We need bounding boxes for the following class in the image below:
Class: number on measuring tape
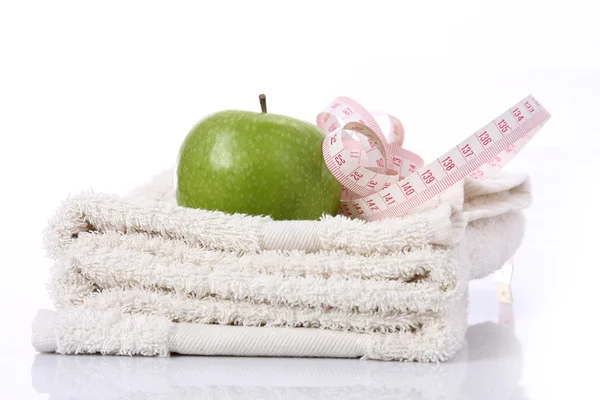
[441,156,455,171]
[401,182,415,197]
[319,94,551,221]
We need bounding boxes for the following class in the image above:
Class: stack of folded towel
[31,169,531,362]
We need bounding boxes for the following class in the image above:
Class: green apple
[175,95,342,220]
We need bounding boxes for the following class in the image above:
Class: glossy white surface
[28,320,521,399]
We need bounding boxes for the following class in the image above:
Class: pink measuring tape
[318,95,551,221]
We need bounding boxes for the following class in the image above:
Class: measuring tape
[318,95,551,221]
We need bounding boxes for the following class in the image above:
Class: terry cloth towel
[31,169,531,362]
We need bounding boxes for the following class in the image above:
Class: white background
[0,0,598,399]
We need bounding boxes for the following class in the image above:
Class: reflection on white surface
[31,320,524,400]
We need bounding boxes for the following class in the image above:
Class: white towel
[32,169,531,362]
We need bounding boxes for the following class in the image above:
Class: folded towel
[32,169,531,361]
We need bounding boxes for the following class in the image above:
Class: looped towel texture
[32,169,531,361]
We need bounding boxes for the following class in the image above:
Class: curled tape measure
[318,95,551,221]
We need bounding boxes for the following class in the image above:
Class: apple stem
[259,94,267,113]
